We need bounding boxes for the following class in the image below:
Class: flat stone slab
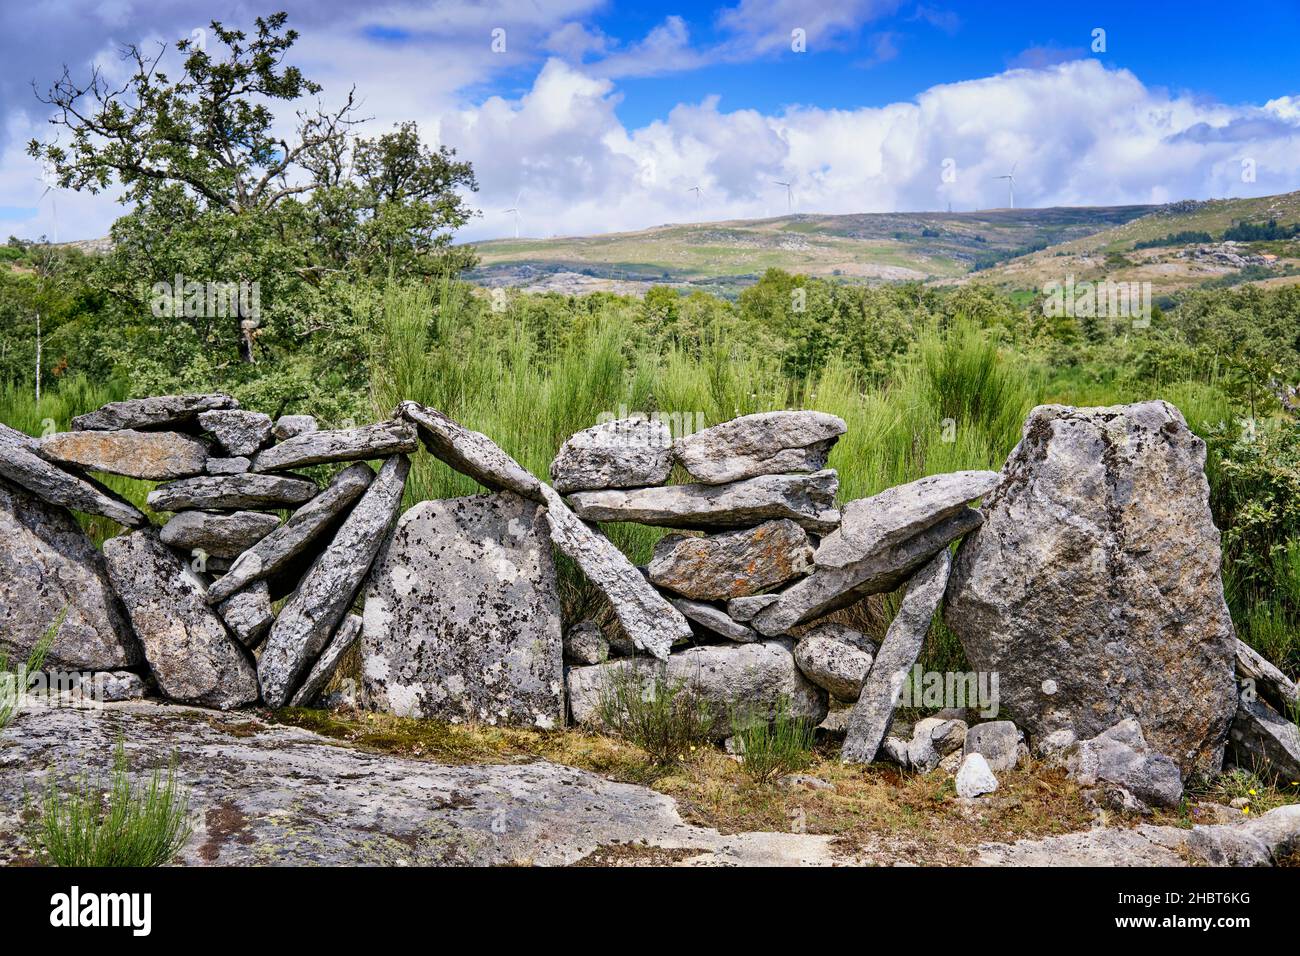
[39,429,209,480]
[72,393,238,431]
[148,474,318,512]
[0,477,140,670]
[258,456,409,707]
[205,462,374,605]
[647,519,813,600]
[253,419,418,472]
[674,411,847,485]
[362,493,564,727]
[102,530,258,710]
[160,510,281,559]
[566,470,841,533]
[550,417,674,493]
[666,595,757,643]
[199,409,273,457]
[0,700,847,866]
[0,423,145,527]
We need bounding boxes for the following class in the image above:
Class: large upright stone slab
[362,493,564,727]
[102,530,258,709]
[0,478,139,669]
[0,423,145,527]
[252,419,417,472]
[258,455,409,707]
[72,393,237,431]
[39,429,209,480]
[945,401,1238,775]
[674,411,847,484]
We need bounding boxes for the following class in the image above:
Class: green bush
[731,696,817,785]
[594,665,715,766]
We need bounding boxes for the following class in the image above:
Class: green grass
[0,611,59,729]
[39,738,192,867]
[594,665,716,767]
[731,695,817,785]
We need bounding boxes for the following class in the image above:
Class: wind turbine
[502,190,521,239]
[773,180,793,213]
[688,184,702,216]
[993,162,1017,210]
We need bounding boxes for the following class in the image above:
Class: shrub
[594,664,715,765]
[731,696,817,785]
[40,739,192,867]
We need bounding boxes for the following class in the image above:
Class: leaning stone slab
[39,429,209,480]
[396,401,544,502]
[148,473,318,512]
[567,638,827,739]
[159,510,280,559]
[258,455,409,708]
[667,596,757,644]
[290,614,362,707]
[567,470,841,533]
[72,393,237,431]
[1230,694,1300,781]
[0,423,145,527]
[102,530,258,709]
[753,508,980,636]
[361,493,564,727]
[0,478,140,669]
[217,580,274,649]
[647,519,813,600]
[253,419,418,472]
[1235,640,1299,713]
[841,549,951,764]
[539,484,691,661]
[205,463,374,605]
[674,411,847,484]
[550,417,673,494]
[198,409,273,457]
[945,401,1238,776]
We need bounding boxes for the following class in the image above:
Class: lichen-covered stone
[198,409,273,457]
[72,393,237,431]
[272,414,317,441]
[290,614,362,707]
[550,417,674,494]
[148,473,318,512]
[647,519,813,600]
[0,424,145,527]
[727,593,780,622]
[563,621,609,665]
[792,623,876,701]
[362,493,564,727]
[945,401,1238,775]
[102,530,258,709]
[253,419,418,472]
[159,510,281,559]
[206,456,251,475]
[39,429,209,480]
[666,595,757,643]
[674,411,847,484]
[396,401,544,501]
[1230,693,1300,781]
[0,477,140,669]
[216,580,274,648]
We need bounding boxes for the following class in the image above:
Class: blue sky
[1,0,1297,241]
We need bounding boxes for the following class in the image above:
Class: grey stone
[907,717,967,772]
[956,753,999,798]
[550,416,673,493]
[647,519,813,600]
[793,624,876,700]
[0,478,139,669]
[567,639,827,739]
[90,671,150,702]
[841,549,952,763]
[148,473,318,512]
[1235,639,1299,713]
[1065,719,1184,810]
[963,720,1025,772]
[206,456,251,475]
[567,469,841,534]
[272,415,317,441]
[361,493,564,728]
[205,463,374,605]
[39,429,208,480]
[258,455,408,708]
[72,393,237,431]
[396,401,544,501]
[728,593,780,622]
[1230,693,1300,781]
[198,409,273,457]
[0,423,145,527]
[539,483,691,661]
[1035,729,1078,764]
[667,596,757,643]
[290,614,362,707]
[674,411,847,484]
[253,419,418,472]
[564,621,609,665]
[753,508,980,636]
[946,401,1238,776]
[101,530,258,709]
[217,580,274,648]
[159,510,281,559]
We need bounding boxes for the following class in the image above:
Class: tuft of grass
[39,739,193,867]
[0,610,61,729]
[730,695,817,785]
[594,664,715,766]
[1198,767,1300,817]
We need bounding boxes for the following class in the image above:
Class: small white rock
[955,752,999,798]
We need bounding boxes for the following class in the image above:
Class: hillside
[466,205,1153,296]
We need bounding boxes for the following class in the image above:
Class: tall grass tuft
[40,739,192,867]
[594,664,715,766]
[730,695,817,785]
[0,610,60,729]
